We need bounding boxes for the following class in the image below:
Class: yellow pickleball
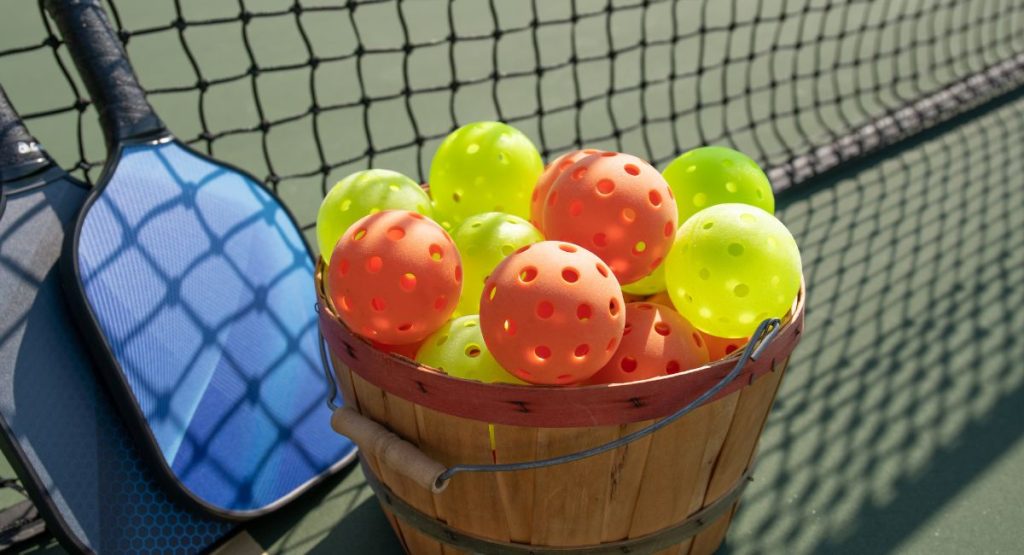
[662,146,774,223]
[450,212,543,316]
[621,261,666,296]
[316,169,432,262]
[665,203,801,337]
[416,316,526,384]
[429,121,543,226]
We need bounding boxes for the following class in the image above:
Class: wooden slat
[414,406,511,545]
[529,426,619,547]
[688,359,789,555]
[600,421,653,542]
[627,400,714,540]
[492,424,539,544]
[331,354,359,410]
[349,373,444,555]
[675,393,740,554]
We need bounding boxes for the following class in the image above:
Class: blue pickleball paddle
[45,0,355,519]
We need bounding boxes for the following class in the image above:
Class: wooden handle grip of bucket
[332,407,449,493]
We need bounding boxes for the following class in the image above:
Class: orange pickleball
[588,302,709,384]
[530,148,601,232]
[328,210,462,345]
[543,152,678,285]
[479,241,626,385]
[698,331,748,362]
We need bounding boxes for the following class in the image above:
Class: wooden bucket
[315,261,805,554]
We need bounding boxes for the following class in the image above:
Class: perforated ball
[328,210,462,345]
[543,152,678,285]
[416,316,527,384]
[662,146,774,223]
[588,302,709,384]
[621,260,666,296]
[530,149,601,232]
[697,331,748,362]
[451,212,544,317]
[372,339,424,360]
[429,121,543,226]
[479,241,626,385]
[646,290,674,308]
[665,203,801,338]
[317,169,432,263]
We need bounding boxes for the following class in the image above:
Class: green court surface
[2,0,1023,553]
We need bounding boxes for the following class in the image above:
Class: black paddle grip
[44,0,165,149]
[0,86,51,182]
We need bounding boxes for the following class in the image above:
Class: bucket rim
[316,258,805,427]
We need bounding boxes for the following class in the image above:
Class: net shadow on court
[725,88,1024,554]
[1,0,1023,553]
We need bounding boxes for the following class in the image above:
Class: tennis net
[2,0,1024,238]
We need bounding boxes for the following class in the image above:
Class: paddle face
[70,139,355,516]
[0,168,233,553]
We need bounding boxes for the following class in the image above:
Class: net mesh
[3,0,1024,241]
[3,2,1024,552]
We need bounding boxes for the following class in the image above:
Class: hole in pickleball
[366,256,383,273]
[649,190,662,206]
[399,273,417,291]
[429,244,444,260]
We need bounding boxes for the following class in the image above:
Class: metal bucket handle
[320,316,782,493]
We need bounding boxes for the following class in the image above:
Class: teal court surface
[2,1,1023,553]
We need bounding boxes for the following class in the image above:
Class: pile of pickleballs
[318,121,801,386]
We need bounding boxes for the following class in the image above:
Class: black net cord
[1,0,1022,233]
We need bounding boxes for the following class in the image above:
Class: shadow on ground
[724,90,1024,554]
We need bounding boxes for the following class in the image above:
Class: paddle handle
[0,86,50,182]
[45,0,165,149]
[331,407,450,493]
